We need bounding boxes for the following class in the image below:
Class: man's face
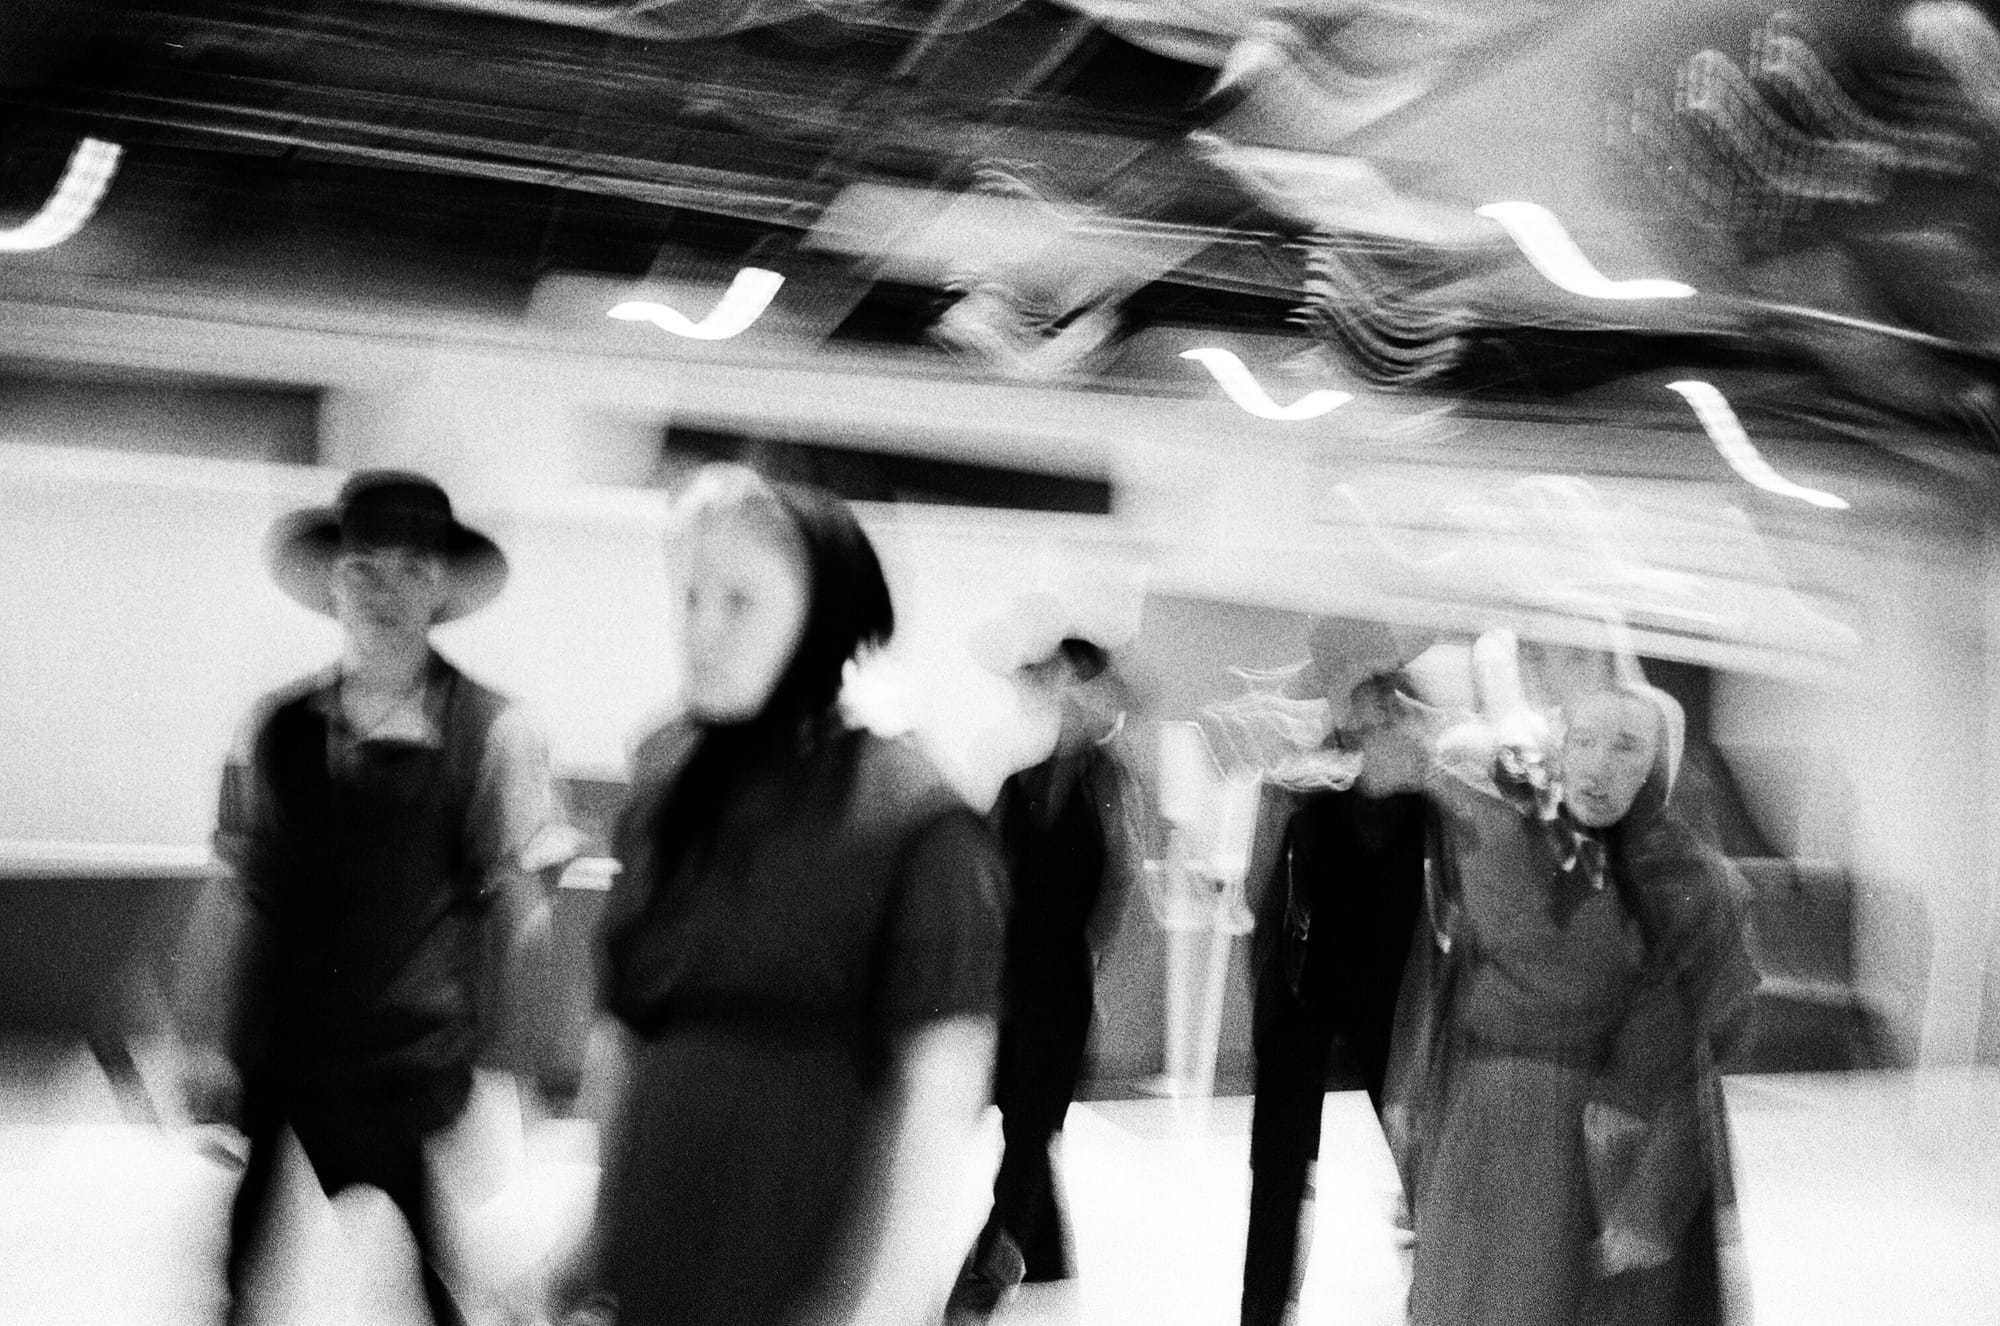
[1320,647,1417,733]
[331,544,448,646]
[1021,656,1121,755]
[1342,679,1432,796]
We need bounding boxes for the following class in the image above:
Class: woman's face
[1561,691,1660,828]
[678,511,809,723]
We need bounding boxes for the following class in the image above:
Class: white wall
[4,277,1998,1070]
[0,443,1152,844]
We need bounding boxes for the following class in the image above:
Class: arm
[1241,782,1300,989]
[1635,833,1760,1059]
[1594,832,1761,1270]
[547,723,702,1322]
[1084,748,1148,961]
[816,805,1006,1326]
[466,702,584,1079]
[172,714,283,1123]
[828,1016,998,1326]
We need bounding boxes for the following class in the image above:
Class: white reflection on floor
[1,1041,1996,1326]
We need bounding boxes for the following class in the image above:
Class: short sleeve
[468,701,581,881]
[873,808,1007,1031]
[212,700,294,907]
[181,701,293,1056]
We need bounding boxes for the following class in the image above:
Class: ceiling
[3,0,2000,460]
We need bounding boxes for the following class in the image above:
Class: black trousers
[1242,987,1397,1326]
[226,1089,466,1326]
[978,994,1094,1282]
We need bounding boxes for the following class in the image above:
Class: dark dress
[1397,771,1645,1326]
[1579,817,1758,1326]
[1389,770,1757,1326]
[597,724,1006,1326]
[1240,787,1428,1326]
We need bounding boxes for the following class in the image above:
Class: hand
[1596,1224,1673,1277]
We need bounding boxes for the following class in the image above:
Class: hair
[646,464,896,886]
[1024,635,1109,683]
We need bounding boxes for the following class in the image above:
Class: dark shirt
[186,656,567,1113]
[1258,787,1428,1031]
[992,744,1131,1013]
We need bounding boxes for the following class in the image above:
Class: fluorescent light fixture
[0,137,122,253]
[1180,348,1353,422]
[607,266,785,340]
[1666,380,1850,509]
[1476,201,1696,300]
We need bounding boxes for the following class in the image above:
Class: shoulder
[231,668,337,761]
[840,730,978,845]
[1617,813,1747,928]
[1621,813,1732,890]
[1285,788,1348,837]
[850,729,962,812]
[469,692,553,769]
[432,657,513,727]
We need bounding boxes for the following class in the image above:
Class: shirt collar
[306,659,447,749]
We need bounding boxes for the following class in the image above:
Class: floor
[0,1039,1995,1325]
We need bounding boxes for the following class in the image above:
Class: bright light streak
[1666,380,1850,509]
[1476,201,1696,300]
[1180,348,1353,421]
[607,267,785,340]
[0,138,123,253]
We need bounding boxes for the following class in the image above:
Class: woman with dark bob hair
[563,465,1007,1326]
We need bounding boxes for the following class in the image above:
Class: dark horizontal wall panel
[665,423,1114,514]
[0,369,321,466]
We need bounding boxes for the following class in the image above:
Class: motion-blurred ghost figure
[947,634,1143,1321]
[1390,672,1757,1326]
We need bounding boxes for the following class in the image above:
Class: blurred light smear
[1667,379,1851,510]
[606,267,785,340]
[0,138,122,253]
[1179,348,1352,421]
[1476,201,1697,301]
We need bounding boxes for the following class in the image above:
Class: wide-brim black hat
[265,469,508,622]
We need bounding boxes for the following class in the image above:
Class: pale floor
[0,1040,1995,1325]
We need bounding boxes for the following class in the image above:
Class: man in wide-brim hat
[176,470,575,1326]
[948,620,1146,1322]
[1238,614,1445,1326]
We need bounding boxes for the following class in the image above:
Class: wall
[5,276,1998,1078]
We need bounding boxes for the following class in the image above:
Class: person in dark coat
[1239,662,1437,1326]
[568,464,1006,1326]
[176,471,573,1326]
[947,635,1141,1320]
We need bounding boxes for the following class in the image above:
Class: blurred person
[175,470,573,1326]
[1239,658,1438,1326]
[1388,672,1758,1326]
[568,465,1005,1326]
[946,635,1143,1321]
[1569,687,1761,1326]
